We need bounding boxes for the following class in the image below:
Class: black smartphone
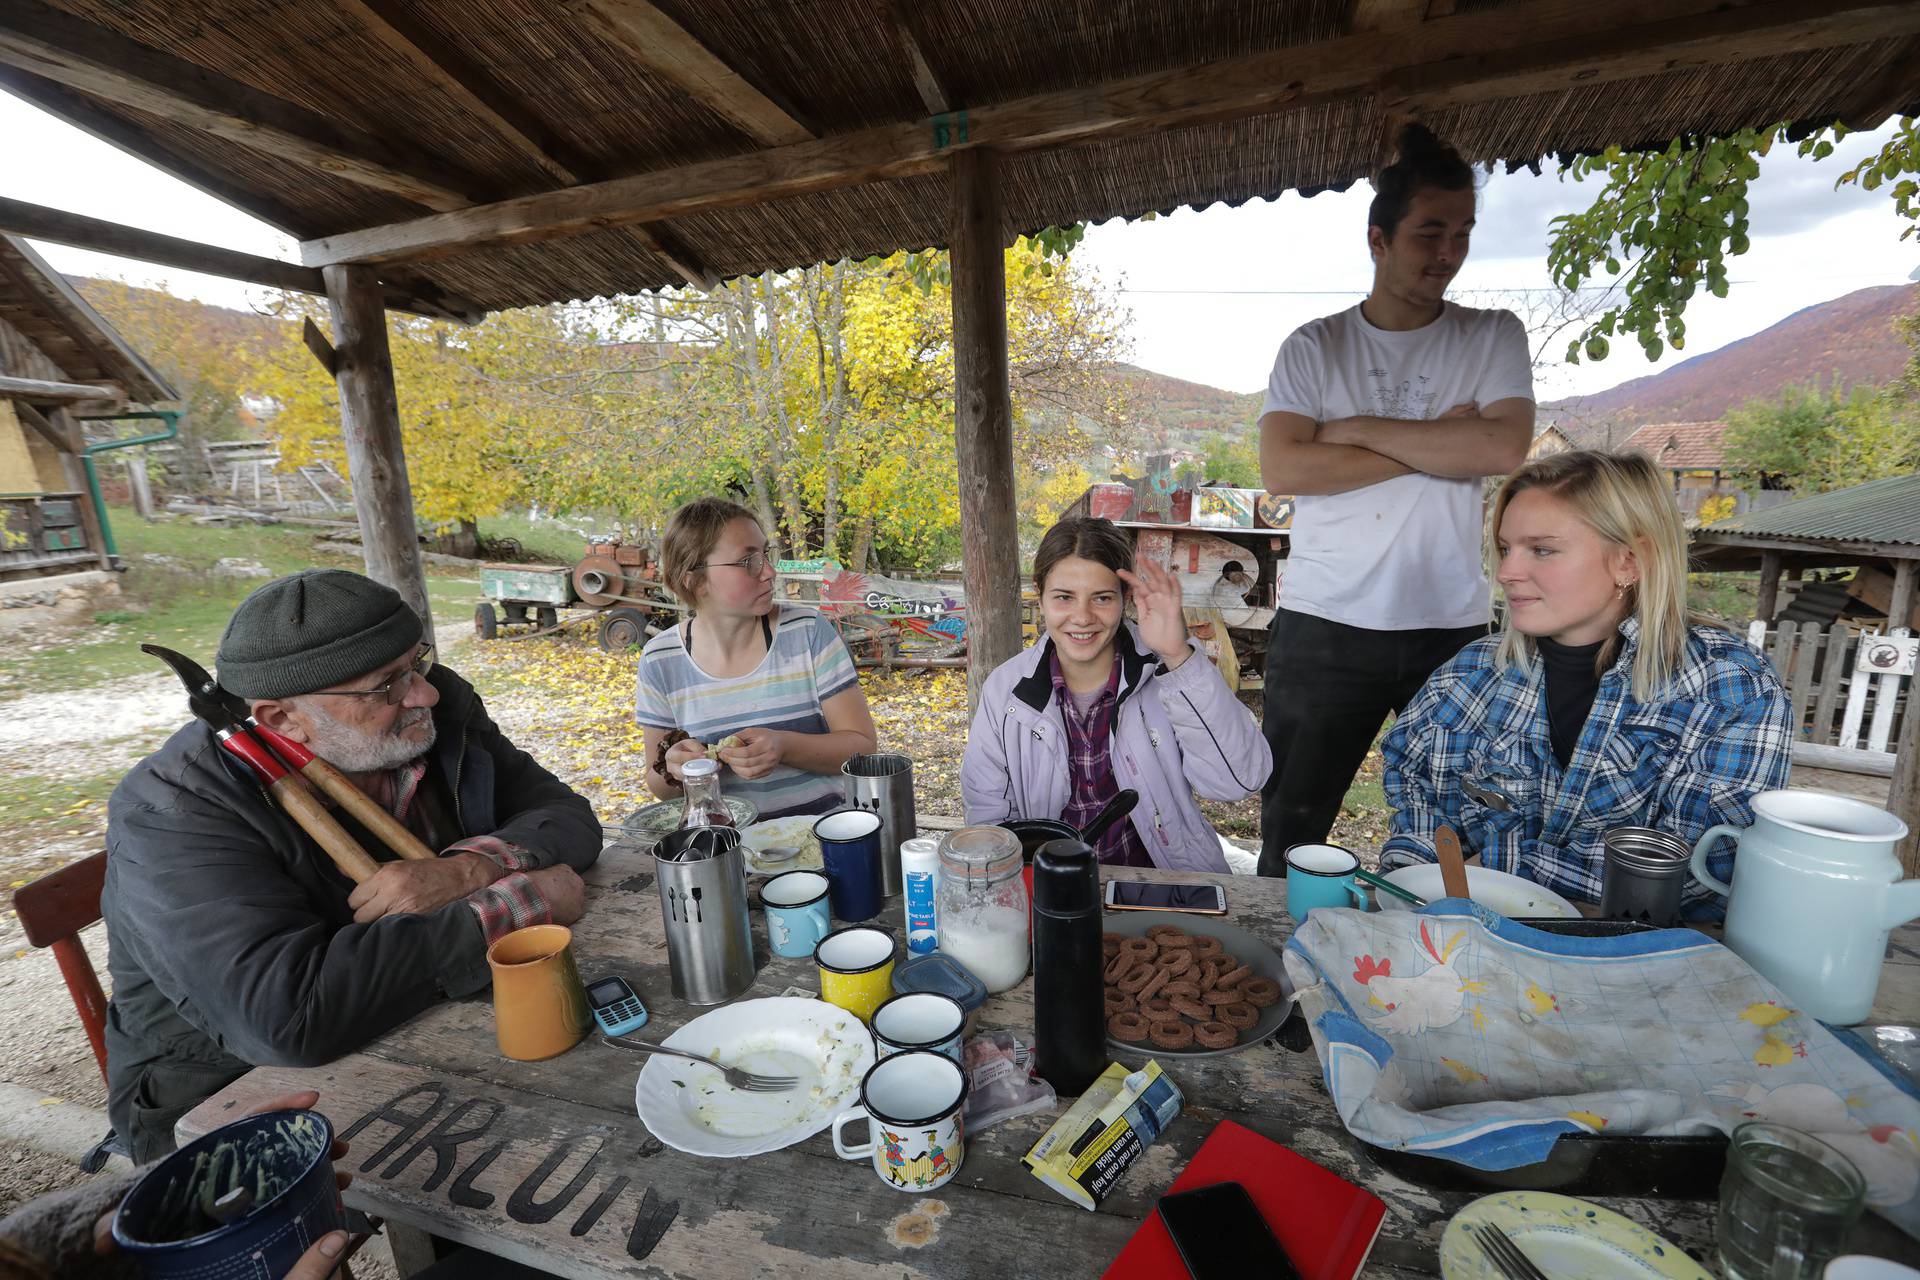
[1103,879,1228,915]
[1158,1181,1298,1280]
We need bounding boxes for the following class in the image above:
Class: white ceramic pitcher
[1692,789,1919,1025]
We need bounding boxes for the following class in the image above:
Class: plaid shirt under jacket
[1381,618,1793,917]
[387,760,550,943]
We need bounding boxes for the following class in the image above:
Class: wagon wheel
[599,606,652,653]
[536,606,560,630]
[474,602,499,640]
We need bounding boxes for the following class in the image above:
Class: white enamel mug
[830,1050,967,1193]
[870,992,966,1064]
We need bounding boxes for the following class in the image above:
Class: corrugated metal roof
[1703,473,1920,547]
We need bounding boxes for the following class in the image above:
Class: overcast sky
[3,88,1914,405]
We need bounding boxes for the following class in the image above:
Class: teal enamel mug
[1286,843,1368,922]
[761,870,832,959]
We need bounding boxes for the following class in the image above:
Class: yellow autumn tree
[247,296,616,551]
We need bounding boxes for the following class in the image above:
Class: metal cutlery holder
[842,752,915,897]
[653,826,756,1005]
[1600,827,1692,927]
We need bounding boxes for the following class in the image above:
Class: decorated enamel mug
[831,1049,968,1193]
[870,991,966,1064]
[761,870,832,960]
[814,925,896,1024]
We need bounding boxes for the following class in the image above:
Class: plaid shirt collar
[1047,652,1147,864]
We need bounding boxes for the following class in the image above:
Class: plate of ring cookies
[1101,912,1294,1057]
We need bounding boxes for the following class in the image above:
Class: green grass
[1689,572,1757,628]
[0,771,120,830]
[0,505,487,695]
[473,512,598,565]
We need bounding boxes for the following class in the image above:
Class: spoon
[207,1186,253,1225]
[754,844,800,865]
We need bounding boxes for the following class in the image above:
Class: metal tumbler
[842,753,916,897]
[1600,827,1692,926]
[652,826,756,1005]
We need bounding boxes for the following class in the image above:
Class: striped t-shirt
[634,606,860,819]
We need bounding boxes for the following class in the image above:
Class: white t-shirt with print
[1261,301,1533,631]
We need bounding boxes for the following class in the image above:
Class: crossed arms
[1259,397,1535,496]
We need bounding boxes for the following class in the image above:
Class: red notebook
[1101,1120,1386,1280]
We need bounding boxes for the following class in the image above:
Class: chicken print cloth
[1282,902,1920,1240]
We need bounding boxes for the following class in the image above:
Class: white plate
[741,815,824,872]
[1378,864,1580,919]
[633,998,874,1158]
[1440,1191,1710,1280]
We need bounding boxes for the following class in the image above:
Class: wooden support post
[949,148,1020,708]
[322,264,434,646]
[1888,559,1917,636]
[1755,550,1782,625]
[124,454,153,518]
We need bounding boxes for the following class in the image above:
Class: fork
[1473,1225,1550,1280]
[602,1036,800,1092]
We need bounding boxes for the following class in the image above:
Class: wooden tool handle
[250,723,436,862]
[1435,824,1470,901]
[301,755,438,862]
[269,776,381,883]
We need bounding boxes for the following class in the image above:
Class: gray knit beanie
[217,569,423,699]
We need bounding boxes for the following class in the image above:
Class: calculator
[587,975,649,1036]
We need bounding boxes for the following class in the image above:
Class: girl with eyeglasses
[637,497,878,819]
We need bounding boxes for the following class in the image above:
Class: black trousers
[1257,608,1487,876]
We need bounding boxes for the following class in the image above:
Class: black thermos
[1032,837,1106,1095]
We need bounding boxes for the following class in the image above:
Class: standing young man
[1256,125,1535,875]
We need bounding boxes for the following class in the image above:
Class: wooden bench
[1747,621,1915,777]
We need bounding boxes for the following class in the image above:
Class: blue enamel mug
[761,869,832,959]
[1285,843,1368,922]
[816,808,885,922]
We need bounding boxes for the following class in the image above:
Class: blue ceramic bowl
[111,1108,342,1280]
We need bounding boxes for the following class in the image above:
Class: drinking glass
[1717,1122,1866,1280]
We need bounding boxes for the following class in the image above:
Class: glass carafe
[679,757,733,828]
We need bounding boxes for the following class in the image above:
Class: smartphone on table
[1103,879,1227,915]
[1158,1181,1298,1280]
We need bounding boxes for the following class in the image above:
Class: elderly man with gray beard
[101,569,600,1161]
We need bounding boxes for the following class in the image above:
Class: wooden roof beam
[888,2,954,115]
[1349,0,1434,34]
[301,0,1920,268]
[0,0,488,211]
[575,0,815,147]
[0,374,123,405]
[0,196,484,324]
[337,0,716,291]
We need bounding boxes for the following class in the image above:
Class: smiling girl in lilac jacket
[960,517,1271,873]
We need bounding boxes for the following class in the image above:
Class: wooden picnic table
[179,843,1920,1278]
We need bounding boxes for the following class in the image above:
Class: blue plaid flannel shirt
[1381,619,1793,918]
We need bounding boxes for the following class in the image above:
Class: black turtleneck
[1538,634,1608,768]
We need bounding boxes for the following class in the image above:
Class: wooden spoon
[1435,824,1471,901]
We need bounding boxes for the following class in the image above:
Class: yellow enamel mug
[815,925,896,1024]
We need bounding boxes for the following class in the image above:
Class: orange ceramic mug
[487,924,590,1061]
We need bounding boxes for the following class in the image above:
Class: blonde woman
[637,497,876,818]
[1381,450,1792,916]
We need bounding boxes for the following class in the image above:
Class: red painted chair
[12,851,128,1170]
